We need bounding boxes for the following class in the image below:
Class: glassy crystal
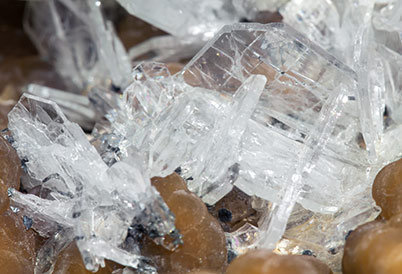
[24,84,97,131]
[106,72,266,204]
[181,22,371,247]
[7,94,177,272]
[117,0,254,40]
[226,222,259,255]
[280,0,402,161]
[128,35,204,63]
[24,0,131,91]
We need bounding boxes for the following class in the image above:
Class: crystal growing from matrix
[7,94,178,272]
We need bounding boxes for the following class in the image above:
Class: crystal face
[180,22,373,247]
[7,94,178,272]
[3,0,402,272]
[25,0,131,91]
[116,0,256,40]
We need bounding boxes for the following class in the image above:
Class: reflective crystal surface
[117,0,256,40]
[181,22,372,248]
[4,0,402,272]
[7,94,178,272]
[25,0,131,91]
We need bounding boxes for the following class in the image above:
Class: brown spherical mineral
[343,217,402,274]
[0,135,21,213]
[226,249,332,274]
[53,243,119,274]
[151,173,188,201]
[146,173,227,273]
[372,158,402,219]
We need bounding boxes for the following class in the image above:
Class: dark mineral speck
[218,208,233,223]
[22,215,32,230]
[302,249,313,256]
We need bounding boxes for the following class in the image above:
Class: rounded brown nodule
[342,217,402,274]
[53,243,120,274]
[372,158,402,220]
[151,172,188,201]
[226,249,332,274]
[147,173,227,273]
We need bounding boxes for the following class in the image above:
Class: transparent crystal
[117,0,255,41]
[7,94,177,271]
[24,0,131,91]
[181,22,370,247]
[280,0,347,60]
[24,84,97,131]
[280,0,402,161]
[226,223,259,255]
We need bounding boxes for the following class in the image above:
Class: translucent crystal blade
[116,0,248,40]
[181,22,368,246]
[7,94,177,271]
[25,0,131,91]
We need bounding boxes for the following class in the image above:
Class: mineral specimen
[3,0,402,272]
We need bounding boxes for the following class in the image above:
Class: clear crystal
[7,94,177,271]
[117,0,255,40]
[180,22,372,247]
[24,0,131,91]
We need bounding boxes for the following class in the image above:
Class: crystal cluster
[2,0,401,273]
[8,94,178,272]
[25,0,131,91]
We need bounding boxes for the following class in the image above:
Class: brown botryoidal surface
[226,249,332,274]
[342,215,402,274]
[146,173,227,274]
[372,158,402,220]
[343,158,402,274]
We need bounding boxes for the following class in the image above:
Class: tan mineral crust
[226,249,332,274]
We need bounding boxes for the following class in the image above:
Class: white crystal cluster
[8,94,178,272]
[24,0,131,92]
[6,0,401,272]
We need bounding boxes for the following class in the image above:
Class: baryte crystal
[93,61,267,204]
[226,222,260,255]
[127,35,205,63]
[7,94,178,272]
[280,0,402,160]
[117,0,256,41]
[115,74,266,204]
[24,84,97,131]
[24,0,131,92]
[181,22,372,248]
